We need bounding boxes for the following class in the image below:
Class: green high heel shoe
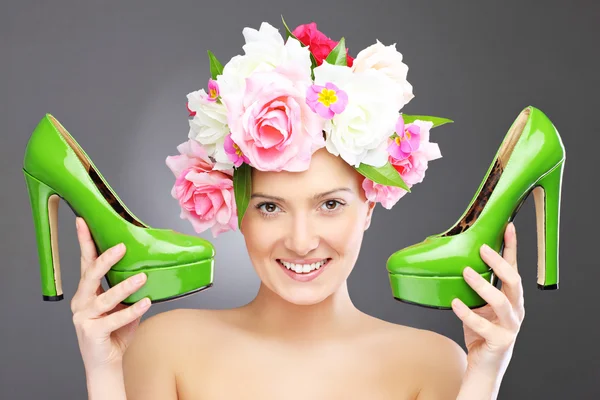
[387,105,566,309]
[23,114,215,304]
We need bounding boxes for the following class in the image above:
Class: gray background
[1,0,598,398]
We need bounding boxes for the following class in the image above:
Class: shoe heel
[23,170,64,301]
[532,161,565,290]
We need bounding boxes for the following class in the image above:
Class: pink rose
[165,138,214,177]
[166,139,237,237]
[362,120,442,209]
[292,22,354,67]
[223,63,325,172]
[362,178,410,210]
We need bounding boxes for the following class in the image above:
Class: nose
[284,214,320,256]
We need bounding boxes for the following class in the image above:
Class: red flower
[292,22,354,67]
[186,102,196,117]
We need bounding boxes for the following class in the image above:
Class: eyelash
[255,200,347,219]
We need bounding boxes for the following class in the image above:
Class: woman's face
[241,148,376,305]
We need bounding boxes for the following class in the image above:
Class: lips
[279,259,328,273]
[276,258,332,282]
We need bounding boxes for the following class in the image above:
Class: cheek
[242,214,279,262]
[321,206,367,256]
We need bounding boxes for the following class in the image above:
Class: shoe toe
[150,229,216,264]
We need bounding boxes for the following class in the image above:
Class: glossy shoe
[387,106,566,309]
[23,114,215,304]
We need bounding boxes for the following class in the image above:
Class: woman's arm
[455,366,504,400]
[450,222,525,399]
[86,364,127,400]
[71,218,152,400]
[417,222,524,400]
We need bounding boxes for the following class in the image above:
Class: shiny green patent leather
[23,114,215,304]
[387,106,566,309]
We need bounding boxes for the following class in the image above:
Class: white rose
[352,40,414,110]
[216,22,312,101]
[186,89,233,171]
[203,137,235,172]
[313,61,399,168]
[187,89,229,145]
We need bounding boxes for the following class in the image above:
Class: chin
[276,286,334,306]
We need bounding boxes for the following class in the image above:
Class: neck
[242,281,365,341]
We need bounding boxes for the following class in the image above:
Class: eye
[256,202,280,217]
[321,200,345,212]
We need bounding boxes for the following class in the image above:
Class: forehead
[251,149,361,194]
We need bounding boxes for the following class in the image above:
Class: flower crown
[166,18,452,237]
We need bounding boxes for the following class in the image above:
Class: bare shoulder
[411,328,467,399]
[135,307,223,335]
[369,316,466,359]
[368,318,467,399]
[122,308,229,399]
[125,307,229,357]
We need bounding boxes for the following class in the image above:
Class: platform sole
[389,270,498,309]
[106,258,214,304]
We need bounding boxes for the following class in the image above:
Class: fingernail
[452,298,468,316]
[509,222,515,234]
[464,266,477,279]
[481,244,493,254]
[112,243,125,253]
[136,298,151,310]
[75,218,80,230]
[132,273,146,284]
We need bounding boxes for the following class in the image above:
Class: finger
[451,298,501,339]
[88,273,147,318]
[480,244,524,309]
[463,267,519,330]
[76,217,98,272]
[99,298,151,334]
[502,222,518,269]
[77,243,126,300]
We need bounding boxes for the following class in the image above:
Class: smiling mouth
[276,258,332,274]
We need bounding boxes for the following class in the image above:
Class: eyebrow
[250,187,353,202]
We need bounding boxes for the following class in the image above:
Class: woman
[71,145,525,399]
[59,19,537,399]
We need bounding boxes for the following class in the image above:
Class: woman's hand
[451,222,525,379]
[71,217,152,375]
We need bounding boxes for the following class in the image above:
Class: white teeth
[280,259,327,274]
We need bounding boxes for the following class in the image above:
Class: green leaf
[207,50,223,80]
[233,163,252,229]
[310,53,318,70]
[325,37,347,66]
[355,162,411,192]
[281,15,296,41]
[400,114,454,128]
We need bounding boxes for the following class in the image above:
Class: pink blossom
[223,132,250,167]
[389,120,442,186]
[166,139,237,237]
[207,79,219,102]
[362,119,442,209]
[306,82,348,119]
[387,114,421,161]
[222,63,325,172]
